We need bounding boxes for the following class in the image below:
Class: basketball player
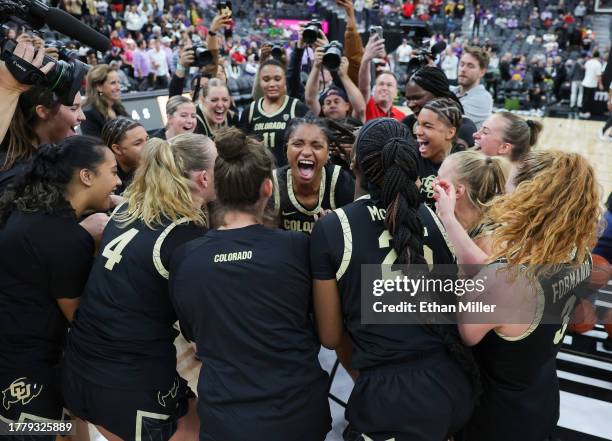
[270,116,354,233]
[239,59,309,166]
[414,98,463,208]
[101,116,148,194]
[0,137,120,428]
[310,118,476,441]
[62,134,216,441]
[435,150,600,441]
[169,128,331,441]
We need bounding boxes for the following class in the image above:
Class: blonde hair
[116,134,215,229]
[166,95,194,116]
[200,78,229,101]
[488,150,601,279]
[85,64,127,119]
[446,150,510,213]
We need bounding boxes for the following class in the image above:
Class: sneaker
[579,112,591,119]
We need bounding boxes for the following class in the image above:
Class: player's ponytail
[0,136,107,226]
[495,112,543,162]
[214,127,273,212]
[117,134,215,229]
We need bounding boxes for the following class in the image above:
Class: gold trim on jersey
[272,169,280,214]
[424,204,456,258]
[335,207,352,281]
[329,165,341,210]
[109,200,128,220]
[152,218,190,280]
[286,166,327,216]
[495,267,545,342]
[256,96,290,119]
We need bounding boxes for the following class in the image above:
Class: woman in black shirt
[170,127,331,441]
[0,136,120,427]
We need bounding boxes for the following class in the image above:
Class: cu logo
[2,377,43,410]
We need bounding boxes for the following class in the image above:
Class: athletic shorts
[343,352,474,441]
[0,367,68,441]
[62,371,194,441]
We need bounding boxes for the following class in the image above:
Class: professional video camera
[189,45,214,67]
[405,40,447,78]
[302,19,323,45]
[0,0,109,105]
[322,41,343,71]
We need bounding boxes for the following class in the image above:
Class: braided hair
[422,97,463,141]
[355,117,481,399]
[101,117,143,149]
[409,66,464,113]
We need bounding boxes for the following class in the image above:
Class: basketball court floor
[95,116,612,441]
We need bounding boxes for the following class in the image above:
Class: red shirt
[402,2,414,17]
[366,97,406,122]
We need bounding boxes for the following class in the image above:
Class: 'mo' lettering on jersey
[552,260,591,304]
[254,121,287,131]
[367,205,387,222]
[213,251,253,263]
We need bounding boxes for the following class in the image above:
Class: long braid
[101,117,143,148]
[356,118,481,401]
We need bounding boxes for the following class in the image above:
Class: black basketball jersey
[271,163,355,234]
[464,256,593,441]
[64,206,206,390]
[417,156,441,209]
[169,224,330,439]
[310,196,455,370]
[239,96,309,167]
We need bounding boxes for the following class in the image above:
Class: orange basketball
[568,299,597,334]
[590,254,612,291]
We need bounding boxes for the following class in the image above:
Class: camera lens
[271,45,283,60]
[45,57,90,105]
[322,42,343,71]
[193,46,213,67]
[303,27,319,45]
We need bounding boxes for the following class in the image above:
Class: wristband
[209,31,217,36]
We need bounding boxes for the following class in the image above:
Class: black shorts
[62,371,194,441]
[0,368,68,441]
[344,352,474,441]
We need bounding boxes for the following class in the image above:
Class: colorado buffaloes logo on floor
[2,378,43,410]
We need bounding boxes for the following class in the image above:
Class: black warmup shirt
[195,105,239,140]
[239,96,309,167]
[464,257,593,441]
[170,224,330,439]
[0,211,94,374]
[310,196,455,370]
[271,163,355,234]
[64,208,205,390]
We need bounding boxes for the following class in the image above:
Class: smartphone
[370,26,383,39]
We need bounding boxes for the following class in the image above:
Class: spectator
[580,51,603,119]
[574,1,587,25]
[149,38,170,89]
[396,39,413,70]
[133,39,152,90]
[125,4,146,33]
[441,47,459,85]
[453,46,493,129]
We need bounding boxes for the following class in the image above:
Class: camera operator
[305,49,365,123]
[0,39,54,147]
[81,64,129,138]
[359,34,406,122]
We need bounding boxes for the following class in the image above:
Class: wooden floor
[530,116,611,203]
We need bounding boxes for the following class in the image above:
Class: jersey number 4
[102,228,139,270]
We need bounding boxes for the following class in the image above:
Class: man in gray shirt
[452,46,493,129]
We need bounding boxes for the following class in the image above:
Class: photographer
[0,39,54,147]
[358,34,405,121]
[81,64,129,138]
[305,39,366,123]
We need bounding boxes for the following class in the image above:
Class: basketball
[568,299,597,334]
[590,254,612,291]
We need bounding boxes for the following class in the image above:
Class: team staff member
[101,117,148,194]
[473,113,543,163]
[239,59,309,166]
[311,118,475,441]
[170,128,331,441]
[415,98,463,207]
[62,134,216,441]
[1,86,86,190]
[435,151,600,441]
[271,117,354,233]
[81,64,129,138]
[0,137,120,427]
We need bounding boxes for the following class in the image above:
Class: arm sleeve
[37,223,95,300]
[310,214,341,280]
[344,24,365,87]
[168,73,186,97]
[287,45,306,100]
